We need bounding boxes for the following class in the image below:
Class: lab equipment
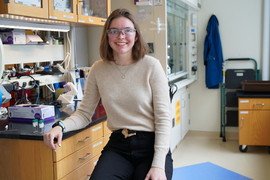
[57,82,78,104]
[0,83,12,117]
[220,58,259,142]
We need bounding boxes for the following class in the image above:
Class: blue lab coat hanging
[204,15,223,89]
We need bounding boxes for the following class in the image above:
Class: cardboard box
[8,104,55,119]
[2,29,26,44]
[26,35,43,44]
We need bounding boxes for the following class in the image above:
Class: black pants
[90,131,173,180]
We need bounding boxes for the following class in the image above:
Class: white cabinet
[181,89,190,138]
[170,86,190,152]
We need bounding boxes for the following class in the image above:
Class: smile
[116,42,127,45]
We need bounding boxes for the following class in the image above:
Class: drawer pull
[92,126,101,131]
[86,175,91,180]
[241,117,244,127]
[254,103,264,106]
[78,137,91,142]
[80,153,91,160]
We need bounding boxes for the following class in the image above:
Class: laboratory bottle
[38,120,44,134]
[32,119,38,134]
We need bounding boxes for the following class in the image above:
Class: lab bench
[236,91,270,153]
[0,103,110,180]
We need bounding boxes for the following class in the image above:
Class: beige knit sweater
[62,55,171,170]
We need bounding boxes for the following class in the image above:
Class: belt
[113,129,137,138]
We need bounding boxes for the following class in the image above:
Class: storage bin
[242,80,270,92]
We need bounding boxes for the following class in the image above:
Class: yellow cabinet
[1,0,111,26]
[77,0,111,26]
[0,0,48,19]
[0,120,110,179]
[48,0,77,22]
[48,0,111,25]
[238,98,270,152]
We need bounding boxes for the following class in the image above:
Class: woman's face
[108,17,137,58]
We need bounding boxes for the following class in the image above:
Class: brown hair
[99,8,148,62]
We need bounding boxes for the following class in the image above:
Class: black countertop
[0,102,107,141]
[236,90,270,98]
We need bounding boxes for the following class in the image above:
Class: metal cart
[220,58,259,142]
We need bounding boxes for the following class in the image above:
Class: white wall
[189,0,263,132]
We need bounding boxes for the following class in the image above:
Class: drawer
[239,98,270,110]
[103,120,111,136]
[54,137,103,179]
[60,153,100,180]
[54,123,103,162]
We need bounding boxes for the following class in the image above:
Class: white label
[92,126,101,131]
[89,18,94,22]
[49,16,57,19]
[240,100,249,103]
[240,111,249,114]
[236,73,244,76]
[63,15,74,19]
[93,141,102,147]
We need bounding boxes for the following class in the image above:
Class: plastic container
[241,80,270,92]
[38,120,44,134]
[32,119,38,134]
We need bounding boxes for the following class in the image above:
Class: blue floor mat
[172,162,253,180]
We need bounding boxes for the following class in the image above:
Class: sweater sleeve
[62,63,101,132]
[150,60,171,169]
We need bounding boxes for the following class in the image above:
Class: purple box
[1,29,26,44]
[8,104,55,120]
[9,116,55,124]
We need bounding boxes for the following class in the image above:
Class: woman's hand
[145,167,167,180]
[43,126,63,151]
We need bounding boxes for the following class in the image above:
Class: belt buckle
[122,129,136,138]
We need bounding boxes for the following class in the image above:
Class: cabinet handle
[86,175,91,180]
[80,153,91,160]
[254,103,264,106]
[101,20,106,22]
[78,137,91,142]
[241,117,244,127]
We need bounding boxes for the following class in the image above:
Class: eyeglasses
[107,28,136,37]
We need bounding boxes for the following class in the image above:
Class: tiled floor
[172,131,270,180]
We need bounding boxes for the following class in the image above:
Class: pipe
[262,0,270,80]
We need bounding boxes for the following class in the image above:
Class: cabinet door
[181,90,189,138]
[77,0,111,25]
[238,111,250,145]
[0,0,48,18]
[239,111,270,145]
[48,0,77,22]
[0,139,54,180]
